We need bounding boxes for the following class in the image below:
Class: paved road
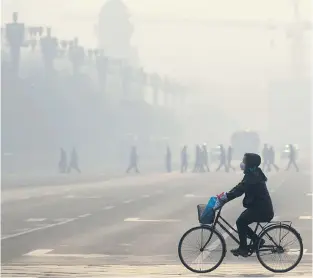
[1,168,312,277]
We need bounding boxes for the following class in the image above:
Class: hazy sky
[2,0,312,132]
[3,0,312,20]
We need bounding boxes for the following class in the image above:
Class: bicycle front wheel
[256,224,303,273]
[178,225,226,273]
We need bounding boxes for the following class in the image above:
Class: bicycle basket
[197,204,215,224]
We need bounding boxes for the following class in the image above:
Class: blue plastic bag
[200,197,217,224]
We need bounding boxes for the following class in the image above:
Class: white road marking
[119,243,132,246]
[54,218,74,222]
[78,214,91,218]
[185,194,195,197]
[141,194,150,198]
[287,249,308,255]
[1,218,76,240]
[64,195,101,199]
[13,228,31,233]
[306,193,312,196]
[24,249,109,258]
[26,218,46,222]
[34,223,49,228]
[124,218,180,223]
[123,199,133,204]
[299,216,312,220]
[102,206,114,210]
[184,194,207,198]
[25,249,54,256]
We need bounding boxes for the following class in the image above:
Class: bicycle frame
[201,207,275,250]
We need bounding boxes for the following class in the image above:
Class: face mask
[240,162,245,171]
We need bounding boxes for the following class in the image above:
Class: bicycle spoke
[257,225,303,273]
[179,226,225,273]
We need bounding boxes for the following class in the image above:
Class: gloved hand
[212,192,228,210]
[217,192,228,202]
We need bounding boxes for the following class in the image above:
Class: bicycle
[178,204,303,273]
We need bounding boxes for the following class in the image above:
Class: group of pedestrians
[62,143,299,175]
[262,144,299,172]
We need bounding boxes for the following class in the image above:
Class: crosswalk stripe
[25,218,46,222]
[299,216,312,220]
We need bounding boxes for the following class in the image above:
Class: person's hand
[217,192,228,202]
[212,192,227,210]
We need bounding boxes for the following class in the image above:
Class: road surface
[1,168,312,277]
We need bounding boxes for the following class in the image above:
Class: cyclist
[218,153,274,257]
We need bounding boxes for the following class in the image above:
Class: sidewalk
[1,162,179,190]
[1,171,125,190]
[1,263,311,277]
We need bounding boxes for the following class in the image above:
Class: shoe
[231,247,249,257]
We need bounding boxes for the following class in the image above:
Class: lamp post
[121,63,132,100]
[95,49,109,94]
[5,12,25,77]
[150,73,161,106]
[40,27,58,76]
[68,37,85,75]
[162,77,171,107]
[137,67,147,101]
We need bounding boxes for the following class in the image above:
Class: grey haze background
[1,0,312,176]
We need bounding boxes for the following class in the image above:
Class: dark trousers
[236,209,273,249]
[67,164,81,173]
[216,161,229,172]
[227,159,235,171]
[286,159,299,171]
[127,162,139,173]
[181,161,188,173]
[262,160,271,172]
[269,161,279,171]
[193,162,204,172]
[203,162,210,172]
[166,161,171,173]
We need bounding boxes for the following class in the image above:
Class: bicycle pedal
[230,250,239,257]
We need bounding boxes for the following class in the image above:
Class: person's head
[240,153,261,172]
[12,12,18,23]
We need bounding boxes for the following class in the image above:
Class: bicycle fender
[258,223,302,240]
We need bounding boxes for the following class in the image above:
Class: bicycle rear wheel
[178,225,226,273]
[256,224,303,273]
